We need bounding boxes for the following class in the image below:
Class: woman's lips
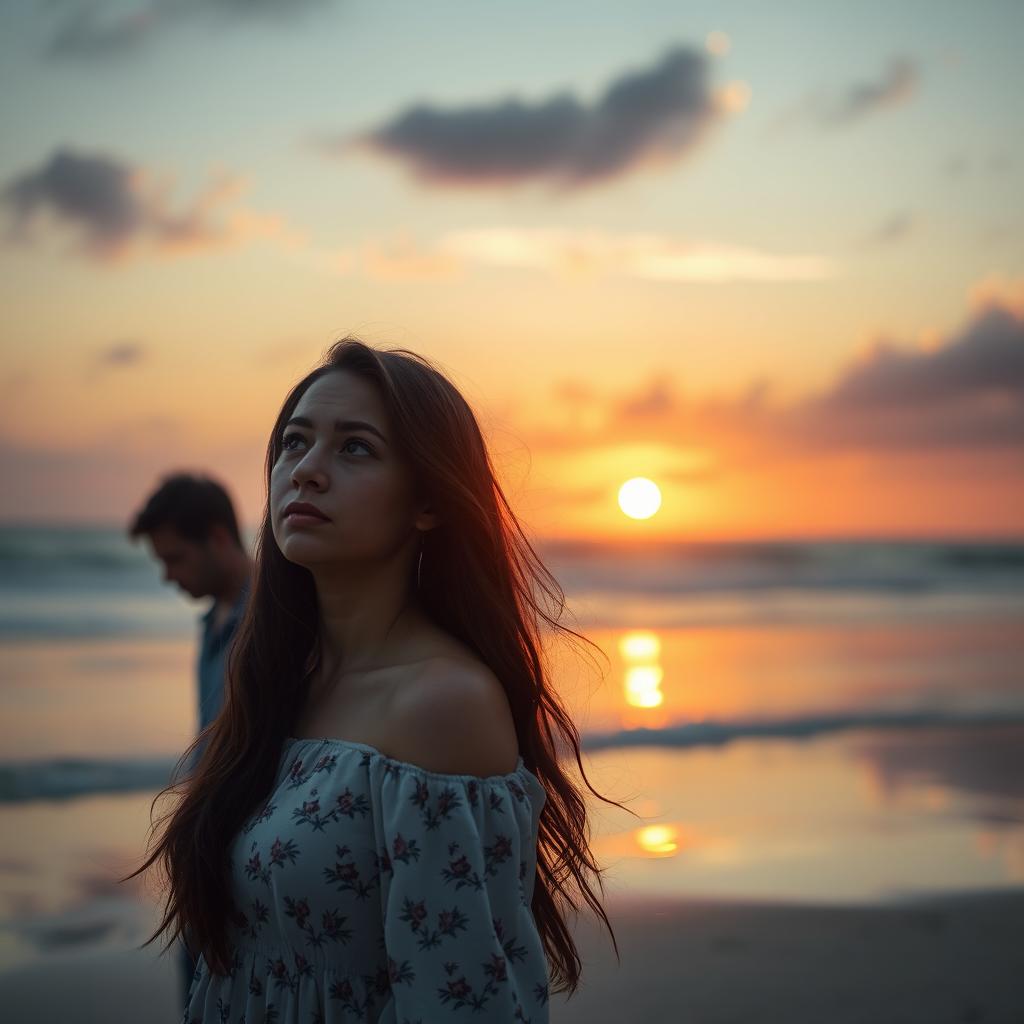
[285,512,331,527]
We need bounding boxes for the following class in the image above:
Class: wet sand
[550,889,1024,1023]
[1,888,1022,1023]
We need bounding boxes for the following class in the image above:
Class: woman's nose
[291,449,328,489]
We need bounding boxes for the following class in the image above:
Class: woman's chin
[278,536,339,567]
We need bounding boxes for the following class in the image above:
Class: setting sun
[618,477,663,520]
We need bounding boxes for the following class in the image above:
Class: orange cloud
[290,226,834,284]
[435,226,833,283]
[520,279,1024,462]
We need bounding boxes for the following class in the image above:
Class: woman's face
[270,370,421,569]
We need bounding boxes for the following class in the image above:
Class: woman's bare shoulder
[387,653,519,776]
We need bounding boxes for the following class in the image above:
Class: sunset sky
[1,1,1021,540]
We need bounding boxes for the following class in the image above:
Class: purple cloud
[45,0,333,58]
[346,45,725,191]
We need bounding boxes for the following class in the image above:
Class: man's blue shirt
[196,580,250,737]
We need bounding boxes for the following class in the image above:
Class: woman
[128,338,632,1022]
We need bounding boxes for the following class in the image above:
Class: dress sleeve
[371,757,550,1023]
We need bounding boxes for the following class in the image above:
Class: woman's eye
[341,438,374,456]
[280,432,373,457]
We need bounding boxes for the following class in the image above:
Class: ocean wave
[582,710,1024,751]
[5,711,1024,803]
[0,756,183,803]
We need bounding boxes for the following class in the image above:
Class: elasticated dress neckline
[286,734,538,782]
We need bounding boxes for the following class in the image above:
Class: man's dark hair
[128,472,243,548]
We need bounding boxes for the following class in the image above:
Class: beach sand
[550,889,1024,1024]
[1,888,1022,1023]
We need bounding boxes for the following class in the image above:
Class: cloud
[282,232,458,281]
[759,287,1024,452]
[3,149,143,250]
[942,149,1015,178]
[342,45,733,191]
[861,211,917,246]
[96,340,145,367]
[552,378,599,406]
[618,374,676,418]
[288,226,833,284]
[0,423,252,524]
[0,147,305,262]
[811,306,1024,412]
[361,232,461,281]
[533,280,1024,458]
[44,0,333,58]
[824,56,917,126]
[434,227,833,283]
[765,56,918,137]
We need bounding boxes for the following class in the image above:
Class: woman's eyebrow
[284,415,388,446]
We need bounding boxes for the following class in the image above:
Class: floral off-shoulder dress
[183,737,550,1023]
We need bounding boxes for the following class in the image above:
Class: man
[127,471,252,1007]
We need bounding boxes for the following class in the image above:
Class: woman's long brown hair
[124,337,638,996]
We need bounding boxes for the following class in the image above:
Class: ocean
[1,524,1022,976]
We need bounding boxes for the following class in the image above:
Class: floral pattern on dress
[183,738,548,1024]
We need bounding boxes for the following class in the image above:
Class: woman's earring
[416,534,424,589]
